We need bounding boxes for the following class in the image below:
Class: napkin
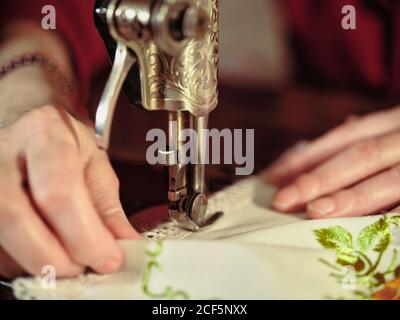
[12,177,400,300]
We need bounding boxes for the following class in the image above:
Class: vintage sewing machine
[94,0,219,231]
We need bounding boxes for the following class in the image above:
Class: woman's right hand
[0,105,140,279]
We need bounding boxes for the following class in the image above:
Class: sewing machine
[94,0,219,231]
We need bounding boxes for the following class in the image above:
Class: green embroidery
[142,241,190,300]
[314,226,353,253]
[314,216,400,299]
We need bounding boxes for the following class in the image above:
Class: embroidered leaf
[385,249,399,275]
[314,226,353,252]
[389,216,400,226]
[375,232,391,253]
[357,217,391,253]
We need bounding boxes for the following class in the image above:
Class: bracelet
[0,53,77,95]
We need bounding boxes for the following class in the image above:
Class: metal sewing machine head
[94,0,219,231]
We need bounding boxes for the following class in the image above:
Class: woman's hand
[265,106,400,219]
[0,106,140,279]
[0,22,139,279]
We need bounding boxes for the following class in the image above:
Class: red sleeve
[286,0,400,99]
[0,0,108,114]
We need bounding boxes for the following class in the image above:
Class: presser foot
[169,193,224,231]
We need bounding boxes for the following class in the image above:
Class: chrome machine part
[94,0,219,231]
[95,43,136,149]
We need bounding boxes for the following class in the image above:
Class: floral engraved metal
[145,0,219,116]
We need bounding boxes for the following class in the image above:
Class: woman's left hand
[265,106,400,218]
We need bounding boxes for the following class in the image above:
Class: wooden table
[0,85,383,299]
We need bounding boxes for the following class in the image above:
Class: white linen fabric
[12,177,400,300]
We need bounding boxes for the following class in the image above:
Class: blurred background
[90,0,389,217]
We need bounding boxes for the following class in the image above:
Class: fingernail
[272,186,300,210]
[93,257,122,274]
[308,197,335,216]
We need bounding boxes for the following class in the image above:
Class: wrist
[0,22,80,124]
[0,65,75,125]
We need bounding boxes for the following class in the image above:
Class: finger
[307,165,400,218]
[86,151,140,240]
[0,247,24,279]
[266,107,400,186]
[272,131,400,211]
[25,117,124,274]
[0,184,83,277]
